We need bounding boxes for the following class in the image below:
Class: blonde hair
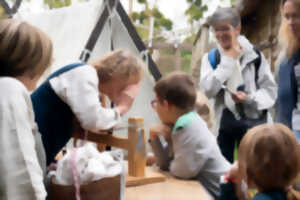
[0,19,53,78]
[238,123,300,193]
[91,49,144,83]
[195,91,214,130]
[278,0,300,57]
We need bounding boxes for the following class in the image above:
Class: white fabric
[49,65,121,132]
[224,58,244,117]
[0,77,46,200]
[200,35,277,133]
[20,0,160,140]
[55,143,122,185]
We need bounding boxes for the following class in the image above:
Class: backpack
[208,47,262,82]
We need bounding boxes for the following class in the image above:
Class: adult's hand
[115,83,140,115]
[231,91,248,103]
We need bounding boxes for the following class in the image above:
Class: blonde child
[0,19,53,199]
[148,72,230,199]
[31,49,144,165]
[223,124,300,200]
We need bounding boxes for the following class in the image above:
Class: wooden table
[125,166,213,200]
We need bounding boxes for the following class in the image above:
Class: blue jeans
[293,130,300,144]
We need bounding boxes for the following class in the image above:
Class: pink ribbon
[71,148,81,200]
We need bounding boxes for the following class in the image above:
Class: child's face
[152,95,173,124]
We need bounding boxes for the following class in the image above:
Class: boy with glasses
[148,72,230,199]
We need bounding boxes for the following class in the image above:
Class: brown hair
[91,49,144,83]
[278,0,300,57]
[0,19,53,78]
[238,124,300,193]
[154,71,196,111]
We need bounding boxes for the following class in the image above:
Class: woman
[277,0,300,143]
[31,49,144,165]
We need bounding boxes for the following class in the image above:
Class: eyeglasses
[151,99,157,109]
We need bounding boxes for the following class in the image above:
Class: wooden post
[191,23,209,88]
[175,47,181,71]
[128,117,146,177]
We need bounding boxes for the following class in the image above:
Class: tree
[185,0,208,24]
[130,0,173,40]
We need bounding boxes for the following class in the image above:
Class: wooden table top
[125,167,213,200]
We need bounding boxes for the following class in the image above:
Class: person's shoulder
[0,77,27,93]
[0,77,28,102]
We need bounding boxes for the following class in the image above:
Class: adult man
[200,7,277,162]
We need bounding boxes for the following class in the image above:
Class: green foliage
[130,0,173,40]
[181,50,192,73]
[185,0,208,23]
[44,0,73,9]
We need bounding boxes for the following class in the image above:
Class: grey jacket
[200,35,277,132]
[150,112,230,199]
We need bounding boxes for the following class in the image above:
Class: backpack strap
[252,47,262,83]
[208,48,220,70]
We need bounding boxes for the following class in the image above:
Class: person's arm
[149,125,172,171]
[169,127,211,179]
[0,81,46,200]
[50,66,121,132]
[243,53,277,111]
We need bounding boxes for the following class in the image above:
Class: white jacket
[200,35,277,132]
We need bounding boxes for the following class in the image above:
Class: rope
[71,148,81,200]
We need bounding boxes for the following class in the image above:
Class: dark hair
[0,19,53,78]
[154,71,196,111]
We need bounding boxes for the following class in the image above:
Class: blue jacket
[276,50,300,128]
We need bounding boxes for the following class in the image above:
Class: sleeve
[50,66,121,132]
[169,128,211,179]
[0,87,46,200]
[244,53,277,110]
[149,136,171,171]
[200,53,236,98]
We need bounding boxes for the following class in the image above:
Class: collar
[173,111,197,132]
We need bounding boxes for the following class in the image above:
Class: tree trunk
[191,23,209,89]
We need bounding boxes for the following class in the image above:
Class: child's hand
[150,124,172,140]
[227,161,239,183]
[115,83,140,115]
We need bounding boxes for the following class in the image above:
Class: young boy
[149,71,230,199]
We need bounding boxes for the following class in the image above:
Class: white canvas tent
[19,0,161,139]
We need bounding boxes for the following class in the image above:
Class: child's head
[92,49,144,101]
[153,71,196,124]
[0,19,53,85]
[195,91,214,130]
[238,123,300,192]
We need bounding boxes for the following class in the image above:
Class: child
[148,71,231,199]
[0,19,53,199]
[223,123,300,200]
[31,49,143,165]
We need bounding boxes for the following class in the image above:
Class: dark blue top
[31,63,84,165]
[276,50,300,128]
[252,190,286,200]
